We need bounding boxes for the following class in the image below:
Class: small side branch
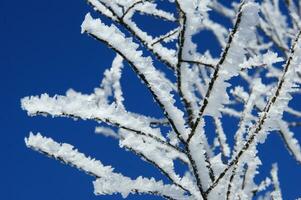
[188,2,246,143]
[25,133,187,200]
[205,29,301,196]
[34,110,186,156]
[175,4,195,128]
[87,0,178,70]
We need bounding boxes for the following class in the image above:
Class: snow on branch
[22,0,301,199]
[202,2,260,117]
[21,90,163,139]
[25,133,189,200]
[87,0,178,69]
[231,79,301,165]
[95,126,120,139]
[188,1,260,142]
[133,1,176,22]
[278,121,301,164]
[21,90,188,159]
[260,0,291,53]
[206,29,301,196]
[270,164,283,200]
[81,13,188,140]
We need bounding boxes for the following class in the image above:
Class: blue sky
[1,0,301,199]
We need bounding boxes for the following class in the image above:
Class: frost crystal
[22,0,301,199]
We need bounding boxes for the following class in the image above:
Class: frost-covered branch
[206,29,301,196]
[81,13,188,141]
[25,133,189,200]
[21,91,185,158]
[87,0,178,70]
[22,0,301,199]
[188,1,260,142]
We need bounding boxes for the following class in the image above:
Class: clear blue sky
[0,0,300,199]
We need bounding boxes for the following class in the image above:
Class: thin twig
[35,111,186,156]
[188,2,246,143]
[205,29,301,196]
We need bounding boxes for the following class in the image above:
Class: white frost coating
[93,176,190,199]
[87,0,178,67]
[260,0,290,52]
[213,117,230,157]
[123,14,178,67]
[262,33,301,133]
[209,154,226,176]
[226,145,260,200]
[25,132,114,178]
[239,51,284,69]
[204,2,260,117]
[176,0,215,124]
[97,54,125,108]
[177,0,210,14]
[120,131,178,172]
[21,0,301,199]
[81,13,188,139]
[270,164,283,200]
[152,28,179,45]
[188,119,212,189]
[89,0,124,16]
[285,107,301,118]
[256,177,272,194]
[181,65,201,118]
[119,129,190,165]
[88,0,117,20]
[134,2,176,21]
[25,133,188,199]
[278,121,301,163]
[235,79,267,149]
[95,126,119,139]
[240,154,262,199]
[209,0,235,19]
[21,90,163,139]
[119,130,200,198]
[231,86,249,102]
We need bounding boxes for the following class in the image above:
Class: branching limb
[206,29,301,196]
[122,144,195,197]
[81,14,188,142]
[188,1,258,142]
[151,28,179,46]
[25,133,189,200]
[175,2,194,128]
[87,0,178,70]
[21,92,185,157]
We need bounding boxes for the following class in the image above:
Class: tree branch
[205,29,301,196]
[25,133,185,200]
[87,0,178,70]
[175,3,194,128]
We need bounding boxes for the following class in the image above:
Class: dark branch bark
[205,29,301,196]
[173,3,212,199]
[175,5,195,129]
[85,32,188,146]
[124,146,192,196]
[87,0,178,70]
[34,110,186,157]
[278,127,301,165]
[226,164,237,200]
[181,60,216,69]
[120,0,148,20]
[187,2,245,143]
[151,28,179,46]
[27,147,180,200]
